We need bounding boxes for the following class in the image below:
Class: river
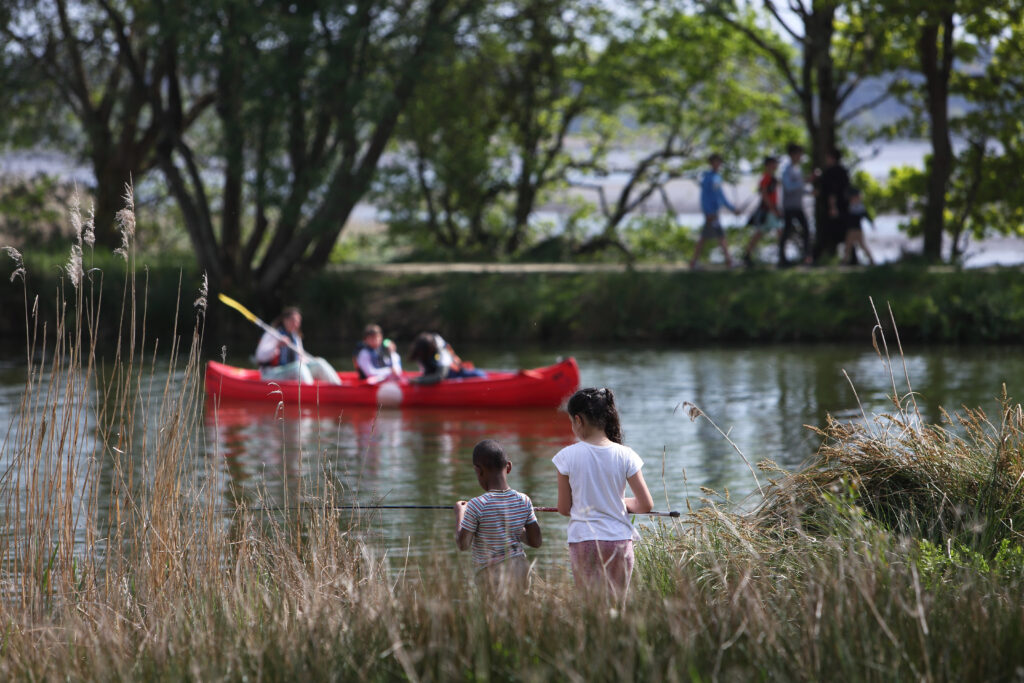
[1,343,1019,570]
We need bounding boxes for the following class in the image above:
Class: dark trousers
[778,208,810,265]
[813,214,847,263]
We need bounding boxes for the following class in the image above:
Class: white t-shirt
[552,441,644,543]
[255,329,304,365]
[355,346,402,379]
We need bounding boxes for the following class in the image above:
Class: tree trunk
[92,163,131,247]
[919,13,955,262]
[808,2,839,259]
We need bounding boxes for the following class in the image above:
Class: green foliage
[378,5,798,259]
[621,216,695,261]
[917,538,1024,589]
[377,0,605,258]
[0,175,65,248]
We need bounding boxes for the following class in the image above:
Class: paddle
[218,293,313,362]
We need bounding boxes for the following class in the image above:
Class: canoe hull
[204,357,580,408]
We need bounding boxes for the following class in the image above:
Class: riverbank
[6,327,1024,680]
[3,256,1023,352]
[5,248,1024,681]
[311,263,1024,347]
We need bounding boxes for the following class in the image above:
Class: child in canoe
[454,439,542,593]
[409,332,486,384]
[554,387,653,599]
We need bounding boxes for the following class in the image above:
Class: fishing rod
[222,504,681,517]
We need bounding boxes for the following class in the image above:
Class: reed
[3,194,1024,681]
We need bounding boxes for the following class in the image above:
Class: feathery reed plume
[113,182,136,260]
[65,244,83,288]
[3,245,25,282]
[69,186,83,244]
[83,203,96,248]
[195,272,208,312]
[66,188,85,286]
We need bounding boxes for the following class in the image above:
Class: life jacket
[277,327,299,366]
[353,342,393,379]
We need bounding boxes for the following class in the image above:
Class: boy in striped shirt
[454,440,542,591]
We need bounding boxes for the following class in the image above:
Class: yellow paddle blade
[217,293,259,324]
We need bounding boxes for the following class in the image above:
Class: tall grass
[3,193,1024,680]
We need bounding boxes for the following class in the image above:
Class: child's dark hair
[567,387,623,444]
[472,439,508,471]
[409,332,440,364]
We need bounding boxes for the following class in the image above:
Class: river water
[3,343,1020,572]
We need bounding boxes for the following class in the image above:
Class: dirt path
[328,262,702,274]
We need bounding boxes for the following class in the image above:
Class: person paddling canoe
[254,306,341,385]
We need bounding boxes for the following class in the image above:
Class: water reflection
[4,344,1022,563]
[204,399,573,511]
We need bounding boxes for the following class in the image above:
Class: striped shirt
[460,489,537,569]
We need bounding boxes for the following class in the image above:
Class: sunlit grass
[2,191,1024,680]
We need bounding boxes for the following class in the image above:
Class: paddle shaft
[218,293,313,362]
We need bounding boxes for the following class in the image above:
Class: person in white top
[253,307,341,385]
[553,387,653,599]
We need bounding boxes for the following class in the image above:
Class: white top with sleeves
[552,440,644,543]
[355,346,402,378]
[255,329,304,366]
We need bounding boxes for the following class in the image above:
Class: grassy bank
[3,251,1024,352]
[4,213,1024,680]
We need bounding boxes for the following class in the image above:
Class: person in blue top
[690,153,740,269]
[778,142,813,267]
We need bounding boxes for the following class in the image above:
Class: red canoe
[204,357,580,408]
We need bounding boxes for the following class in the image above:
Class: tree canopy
[2,0,1024,278]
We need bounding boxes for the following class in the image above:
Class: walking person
[843,188,876,265]
[553,388,654,600]
[814,147,851,263]
[690,153,740,269]
[778,143,812,267]
[741,156,782,267]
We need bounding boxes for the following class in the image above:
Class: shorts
[474,555,530,595]
[749,206,781,233]
[700,215,724,240]
[568,539,635,598]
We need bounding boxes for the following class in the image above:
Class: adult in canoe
[254,307,341,385]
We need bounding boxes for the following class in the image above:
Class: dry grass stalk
[3,195,1024,680]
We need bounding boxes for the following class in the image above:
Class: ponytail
[567,387,623,444]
